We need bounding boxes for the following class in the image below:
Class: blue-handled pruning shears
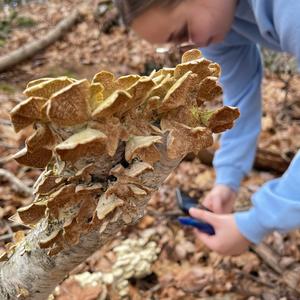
[175,188,215,236]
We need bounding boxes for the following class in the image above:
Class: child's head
[115,0,237,47]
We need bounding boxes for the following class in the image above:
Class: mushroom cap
[148,74,175,100]
[67,163,97,184]
[10,97,47,133]
[151,68,174,79]
[117,74,140,90]
[125,135,162,164]
[88,117,122,157]
[13,146,53,168]
[39,229,62,249]
[92,70,116,98]
[17,202,47,225]
[181,49,202,63]
[124,161,154,178]
[26,123,56,152]
[158,71,195,113]
[92,71,141,99]
[46,79,91,127]
[14,123,55,168]
[89,82,104,111]
[174,58,220,81]
[24,77,75,98]
[92,90,132,120]
[55,127,108,163]
[34,174,64,195]
[26,77,55,89]
[123,78,155,114]
[204,106,240,133]
[197,76,223,103]
[161,119,213,159]
[96,193,124,221]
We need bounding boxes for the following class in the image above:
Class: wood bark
[0,9,81,73]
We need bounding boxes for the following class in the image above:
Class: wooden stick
[250,243,282,273]
[0,168,32,196]
[0,119,12,126]
[0,154,15,165]
[191,147,290,174]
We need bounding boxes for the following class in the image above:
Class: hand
[203,184,237,214]
[189,208,250,256]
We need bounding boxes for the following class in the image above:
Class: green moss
[190,106,200,120]
[0,38,5,47]
[199,110,214,126]
[189,107,215,126]
[16,16,36,27]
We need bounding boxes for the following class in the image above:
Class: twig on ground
[0,233,13,242]
[0,154,15,165]
[0,168,32,196]
[250,243,282,274]
[0,119,12,126]
[0,142,16,149]
[234,269,276,289]
[250,242,300,294]
[0,9,82,72]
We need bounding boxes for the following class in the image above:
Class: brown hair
[114,0,182,26]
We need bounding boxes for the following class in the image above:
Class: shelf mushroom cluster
[2,49,239,259]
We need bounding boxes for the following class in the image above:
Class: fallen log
[0,9,82,73]
[0,49,240,299]
[192,147,291,174]
[254,148,291,173]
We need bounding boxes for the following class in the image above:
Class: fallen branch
[0,142,15,149]
[0,233,14,243]
[0,154,15,165]
[0,168,32,196]
[254,148,291,173]
[0,119,12,126]
[0,9,82,73]
[193,147,290,173]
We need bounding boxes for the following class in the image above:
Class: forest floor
[0,1,300,299]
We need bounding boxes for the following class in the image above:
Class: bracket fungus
[3,49,239,262]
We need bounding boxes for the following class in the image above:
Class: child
[114,0,300,255]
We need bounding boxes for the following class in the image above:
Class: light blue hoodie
[201,0,300,244]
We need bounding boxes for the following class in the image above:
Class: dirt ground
[0,1,300,299]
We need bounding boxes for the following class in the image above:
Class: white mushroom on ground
[50,236,160,299]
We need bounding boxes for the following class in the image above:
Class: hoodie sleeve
[201,32,263,191]
[235,151,300,244]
